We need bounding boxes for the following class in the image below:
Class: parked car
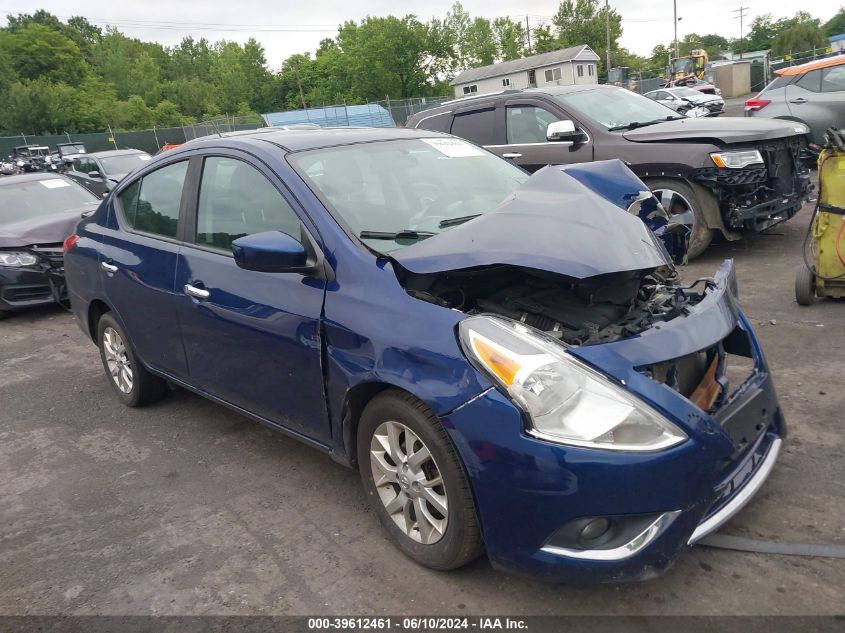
[645,86,725,116]
[0,173,100,318]
[11,145,51,173]
[407,85,812,258]
[684,78,721,95]
[66,149,152,196]
[65,128,784,583]
[745,55,845,145]
[1,157,16,176]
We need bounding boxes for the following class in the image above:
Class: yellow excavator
[666,49,709,86]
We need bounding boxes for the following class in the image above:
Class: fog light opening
[578,517,611,546]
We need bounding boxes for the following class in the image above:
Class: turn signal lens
[469,336,521,386]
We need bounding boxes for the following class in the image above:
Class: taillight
[63,234,79,253]
[744,97,770,111]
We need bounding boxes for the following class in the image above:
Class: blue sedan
[64,127,784,582]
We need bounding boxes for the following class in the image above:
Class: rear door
[488,97,594,172]
[68,157,109,196]
[173,151,330,442]
[782,68,845,139]
[100,158,190,378]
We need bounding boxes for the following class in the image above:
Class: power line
[733,6,750,59]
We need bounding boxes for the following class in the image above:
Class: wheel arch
[340,381,406,469]
[87,299,112,342]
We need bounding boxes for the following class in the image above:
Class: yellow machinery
[666,49,709,85]
[795,130,845,305]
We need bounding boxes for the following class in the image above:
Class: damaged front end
[692,138,811,232]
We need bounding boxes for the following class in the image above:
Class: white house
[450,45,601,98]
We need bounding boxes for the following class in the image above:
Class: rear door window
[118,161,188,239]
[194,156,302,251]
[450,108,496,145]
[795,69,821,92]
[822,66,845,92]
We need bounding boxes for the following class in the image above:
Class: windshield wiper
[438,214,481,228]
[608,116,685,132]
[359,229,436,241]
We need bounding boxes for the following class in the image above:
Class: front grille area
[639,325,763,451]
[691,138,810,231]
[29,245,65,269]
[2,284,52,303]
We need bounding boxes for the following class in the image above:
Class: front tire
[97,313,167,407]
[357,391,483,571]
[646,178,715,259]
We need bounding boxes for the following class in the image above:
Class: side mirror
[88,170,102,179]
[232,229,312,273]
[546,120,584,143]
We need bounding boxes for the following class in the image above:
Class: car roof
[78,149,148,158]
[0,173,72,187]
[775,55,845,76]
[407,84,617,122]
[182,126,451,153]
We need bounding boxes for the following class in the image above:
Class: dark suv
[407,85,812,257]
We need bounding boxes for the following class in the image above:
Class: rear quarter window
[450,108,496,145]
[795,69,821,92]
[764,76,793,91]
[413,111,452,132]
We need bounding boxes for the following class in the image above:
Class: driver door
[486,98,593,172]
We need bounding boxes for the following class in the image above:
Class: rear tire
[646,178,715,259]
[357,390,483,571]
[795,265,816,306]
[97,312,168,407]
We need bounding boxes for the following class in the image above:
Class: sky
[2,0,842,69]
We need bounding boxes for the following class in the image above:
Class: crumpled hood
[623,117,805,144]
[0,206,93,248]
[391,165,671,280]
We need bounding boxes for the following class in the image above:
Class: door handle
[183,283,210,300]
[789,98,807,104]
[502,153,523,159]
[101,262,118,273]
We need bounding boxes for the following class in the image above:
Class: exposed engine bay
[399,264,705,347]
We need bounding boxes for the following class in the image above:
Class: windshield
[0,178,97,224]
[555,89,680,130]
[671,58,694,74]
[293,138,530,253]
[59,144,86,156]
[673,87,702,98]
[99,153,151,175]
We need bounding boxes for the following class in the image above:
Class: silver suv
[745,57,845,144]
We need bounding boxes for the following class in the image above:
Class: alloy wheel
[103,327,133,394]
[653,187,696,233]
[369,420,449,544]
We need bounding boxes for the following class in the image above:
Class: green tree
[493,17,526,61]
[463,18,497,67]
[772,18,826,56]
[153,100,185,126]
[0,23,88,86]
[824,8,845,37]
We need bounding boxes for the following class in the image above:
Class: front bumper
[0,265,66,312]
[442,261,784,583]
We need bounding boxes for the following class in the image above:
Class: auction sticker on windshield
[422,137,484,158]
[40,180,71,189]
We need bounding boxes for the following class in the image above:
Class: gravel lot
[1,196,843,616]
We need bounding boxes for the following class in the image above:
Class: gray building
[449,45,601,98]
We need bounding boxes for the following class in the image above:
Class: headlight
[0,251,39,267]
[16,160,25,167]
[458,316,687,452]
[710,150,764,169]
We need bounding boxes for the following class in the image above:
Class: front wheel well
[87,299,111,342]
[341,382,415,469]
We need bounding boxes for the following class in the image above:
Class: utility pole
[733,7,749,59]
[605,0,612,76]
[295,67,307,110]
[525,16,532,55]
[673,0,679,59]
